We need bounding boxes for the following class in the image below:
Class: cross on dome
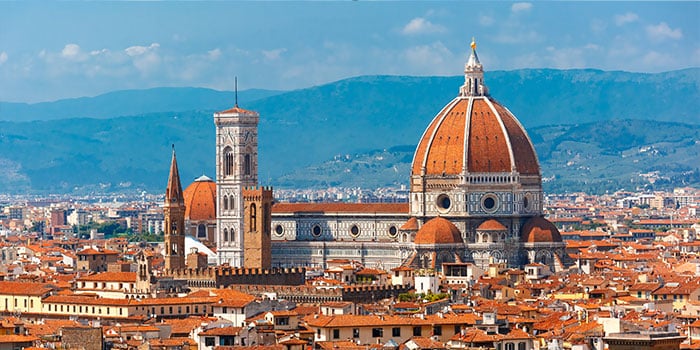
[460,37,489,97]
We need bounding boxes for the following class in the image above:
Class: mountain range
[0,68,698,194]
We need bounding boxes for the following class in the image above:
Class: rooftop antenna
[234,76,238,107]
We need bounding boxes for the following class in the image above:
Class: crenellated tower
[214,101,259,266]
[243,186,273,269]
[164,146,186,270]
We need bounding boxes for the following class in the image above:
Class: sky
[0,1,698,103]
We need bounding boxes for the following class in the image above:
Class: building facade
[202,40,570,273]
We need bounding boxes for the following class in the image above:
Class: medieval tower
[214,102,259,266]
[243,187,273,269]
[164,147,186,270]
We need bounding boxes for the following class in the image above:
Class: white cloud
[646,22,683,41]
[511,2,532,13]
[262,48,286,61]
[402,42,455,74]
[401,17,447,35]
[90,49,109,56]
[207,48,222,60]
[614,12,639,26]
[125,43,160,57]
[642,50,675,67]
[0,52,7,65]
[590,19,606,34]
[479,15,494,26]
[60,43,88,62]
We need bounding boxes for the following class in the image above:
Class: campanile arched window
[244,154,251,176]
[223,146,234,176]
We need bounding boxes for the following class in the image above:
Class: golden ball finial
[471,37,476,50]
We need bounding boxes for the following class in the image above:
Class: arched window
[250,203,257,232]
[229,195,235,211]
[223,228,228,242]
[197,224,206,238]
[223,195,228,210]
[223,147,234,176]
[244,154,251,176]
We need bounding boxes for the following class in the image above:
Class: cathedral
[166,40,571,274]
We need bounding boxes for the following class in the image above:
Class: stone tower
[164,147,186,270]
[243,187,273,269]
[214,102,259,266]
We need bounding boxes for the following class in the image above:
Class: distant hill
[0,68,697,194]
[0,87,283,121]
[277,120,700,193]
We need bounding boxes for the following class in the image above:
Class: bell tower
[243,187,273,269]
[214,95,259,267]
[164,146,186,271]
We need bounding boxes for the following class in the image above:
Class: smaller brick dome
[400,217,419,231]
[521,216,562,243]
[477,219,506,231]
[183,175,217,221]
[414,217,463,245]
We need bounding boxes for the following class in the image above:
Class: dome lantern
[460,38,489,97]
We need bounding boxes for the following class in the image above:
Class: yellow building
[0,281,52,315]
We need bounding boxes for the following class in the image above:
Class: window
[518,342,526,350]
[198,224,206,238]
[223,147,234,176]
[372,328,383,338]
[223,307,227,314]
[223,196,228,210]
[353,328,359,338]
[392,327,401,337]
[333,329,340,339]
[205,337,215,347]
[350,225,360,237]
[244,154,251,176]
[413,327,422,336]
[311,224,322,237]
[433,325,442,336]
[223,229,229,242]
[250,203,257,232]
[455,325,461,334]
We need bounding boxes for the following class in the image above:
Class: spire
[460,37,488,97]
[234,76,238,108]
[165,145,184,204]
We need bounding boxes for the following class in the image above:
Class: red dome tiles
[414,217,463,245]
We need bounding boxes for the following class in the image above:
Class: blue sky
[0,1,698,103]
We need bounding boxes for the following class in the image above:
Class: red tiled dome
[400,217,419,231]
[411,97,539,177]
[414,217,463,245]
[477,219,506,231]
[183,175,217,221]
[521,216,562,243]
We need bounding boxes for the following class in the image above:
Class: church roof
[477,219,507,231]
[521,216,562,243]
[183,176,217,221]
[414,217,463,245]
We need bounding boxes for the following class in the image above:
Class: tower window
[223,195,229,210]
[223,147,234,176]
[244,154,251,176]
[223,228,228,242]
[250,203,257,232]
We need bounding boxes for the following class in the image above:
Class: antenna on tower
[234,76,238,107]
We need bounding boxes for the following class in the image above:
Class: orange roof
[521,216,562,243]
[77,272,137,283]
[412,97,539,176]
[183,176,217,221]
[272,202,408,214]
[414,217,463,245]
[400,217,419,231]
[477,219,506,231]
[0,281,53,296]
